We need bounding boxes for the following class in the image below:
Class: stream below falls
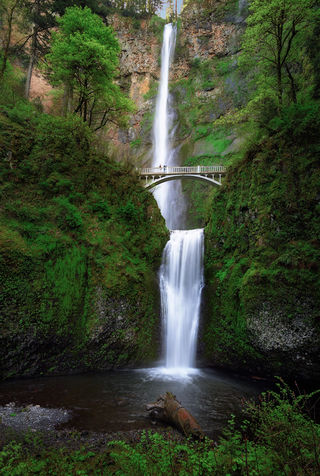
[0,369,266,438]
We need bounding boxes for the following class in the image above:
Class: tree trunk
[276,61,283,108]
[285,62,297,104]
[63,83,73,116]
[25,26,37,99]
[146,392,204,438]
[0,3,17,81]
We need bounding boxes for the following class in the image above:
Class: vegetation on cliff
[201,0,320,379]
[204,104,320,377]
[45,6,133,130]
[0,6,168,379]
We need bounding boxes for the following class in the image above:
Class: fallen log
[146,392,204,438]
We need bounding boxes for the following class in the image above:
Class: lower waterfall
[159,229,204,374]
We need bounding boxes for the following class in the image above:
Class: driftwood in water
[146,392,204,438]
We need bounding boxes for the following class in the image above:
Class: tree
[166,0,174,21]
[45,6,133,130]
[0,0,23,81]
[22,0,55,98]
[305,5,320,98]
[241,0,316,109]
[22,0,109,99]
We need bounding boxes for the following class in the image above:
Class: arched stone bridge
[138,166,227,189]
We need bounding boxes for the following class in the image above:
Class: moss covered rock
[203,124,320,382]
[0,110,168,379]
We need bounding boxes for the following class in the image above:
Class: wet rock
[247,303,314,352]
[0,404,71,432]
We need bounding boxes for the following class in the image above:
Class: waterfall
[159,230,204,371]
[152,24,185,229]
[152,24,204,376]
[153,24,176,175]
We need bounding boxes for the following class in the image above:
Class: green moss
[0,102,168,379]
[203,121,320,374]
[216,57,234,76]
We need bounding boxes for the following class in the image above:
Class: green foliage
[216,57,234,76]
[0,88,168,378]
[305,7,320,98]
[268,101,320,141]
[54,197,83,230]
[204,107,320,372]
[87,193,111,220]
[117,200,143,224]
[202,130,232,155]
[45,6,133,130]
[240,0,317,109]
[148,14,166,40]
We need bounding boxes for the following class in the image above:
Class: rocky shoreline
[0,402,184,452]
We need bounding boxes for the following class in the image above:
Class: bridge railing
[139,165,227,175]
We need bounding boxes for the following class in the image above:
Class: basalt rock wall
[107,0,248,165]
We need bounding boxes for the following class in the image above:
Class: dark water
[0,368,266,437]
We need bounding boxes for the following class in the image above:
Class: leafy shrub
[88,194,111,220]
[40,172,73,195]
[53,197,83,230]
[117,200,142,224]
[268,101,320,140]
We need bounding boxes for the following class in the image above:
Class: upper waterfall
[153,23,176,171]
[152,23,186,229]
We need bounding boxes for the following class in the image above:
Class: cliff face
[203,129,320,382]
[178,0,245,62]
[104,15,162,163]
[28,3,246,166]
[105,1,248,165]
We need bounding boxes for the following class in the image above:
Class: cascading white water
[159,230,204,372]
[151,24,204,376]
[153,24,176,174]
[152,24,186,229]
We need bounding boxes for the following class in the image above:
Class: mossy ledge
[203,119,320,382]
[0,108,168,380]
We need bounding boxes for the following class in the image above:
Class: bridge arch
[138,166,226,190]
[144,174,222,190]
